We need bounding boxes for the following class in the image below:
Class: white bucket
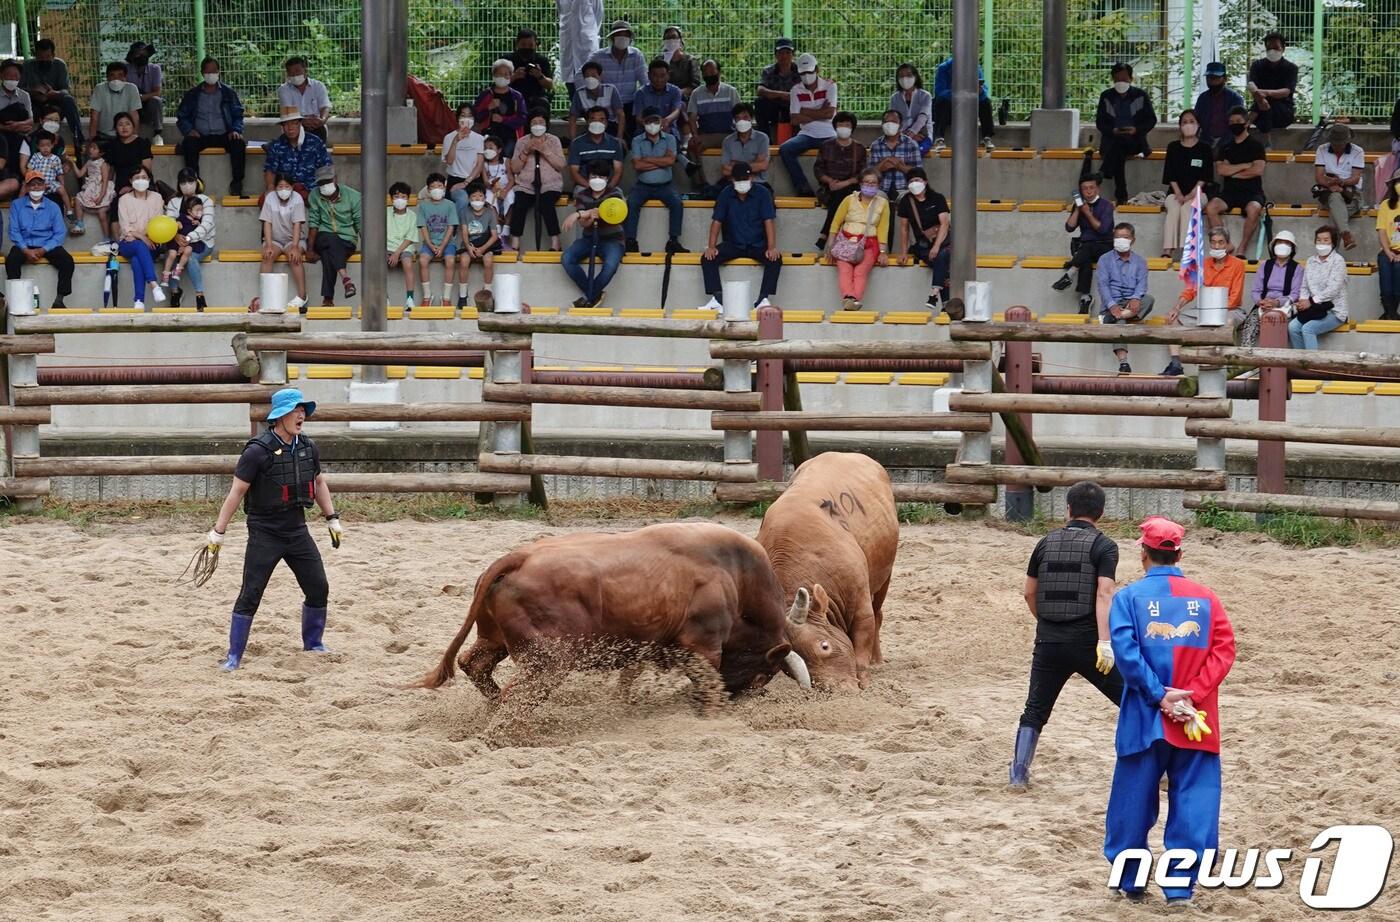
[1198,286,1228,326]
[962,280,992,322]
[933,387,961,413]
[494,272,521,314]
[5,278,35,315]
[721,279,751,321]
[258,273,288,313]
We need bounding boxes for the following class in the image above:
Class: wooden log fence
[12,314,302,335]
[484,381,762,412]
[0,477,49,497]
[1181,345,1400,377]
[479,312,760,340]
[710,411,992,432]
[950,321,1236,346]
[948,392,1232,418]
[249,402,530,423]
[479,452,758,483]
[947,464,1229,491]
[714,481,998,505]
[1183,491,1400,523]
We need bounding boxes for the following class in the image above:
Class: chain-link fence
[5,0,1398,122]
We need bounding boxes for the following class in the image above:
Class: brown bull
[415,523,811,708]
[757,452,899,689]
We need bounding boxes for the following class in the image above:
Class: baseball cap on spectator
[641,106,661,120]
[314,164,336,183]
[1137,516,1185,551]
[730,162,753,180]
[796,52,817,73]
[774,37,795,52]
[1204,62,1226,77]
[23,170,45,184]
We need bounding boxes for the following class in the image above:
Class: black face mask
[704,74,720,86]
[516,47,535,57]
[1230,123,1248,135]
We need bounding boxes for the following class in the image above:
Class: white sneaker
[932,137,946,152]
[982,137,996,152]
[133,299,146,311]
[286,295,306,311]
[153,134,164,146]
[754,298,772,310]
[699,296,722,311]
[151,284,166,303]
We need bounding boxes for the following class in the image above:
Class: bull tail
[411,554,518,689]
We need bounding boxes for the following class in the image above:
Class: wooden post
[3,306,40,511]
[1003,306,1034,521]
[1256,311,1288,497]
[519,346,548,508]
[782,369,813,468]
[490,281,526,509]
[755,305,784,481]
[721,280,754,474]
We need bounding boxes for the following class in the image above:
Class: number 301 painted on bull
[1298,825,1394,910]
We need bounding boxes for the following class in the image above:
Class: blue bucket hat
[267,387,316,421]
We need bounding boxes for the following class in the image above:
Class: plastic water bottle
[32,287,40,312]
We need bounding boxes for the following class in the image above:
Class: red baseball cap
[1137,516,1185,550]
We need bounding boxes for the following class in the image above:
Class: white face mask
[429,187,445,201]
[1085,193,1099,204]
[733,180,752,194]
[470,199,486,211]
[587,120,605,135]
[530,123,547,136]
[459,116,473,129]
[179,182,197,195]
[584,76,600,91]
[1273,243,1292,258]
[493,76,510,88]
[907,180,926,196]
[41,120,60,133]
[1180,122,1198,138]
[1265,49,1284,63]
[588,176,608,192]
[320,182,337,197]
[1209,247,1227,260]
[882,121,899,136]
[1113,237,1132,252]
[290,74,307,87]
[800,71,817,86]
[108,79,125,92]
[3,80,19,92]
[663,38,681,53]
[613,36,631,50]
[204,72,220,85]
[392,196,408,210]
[644,122,661,136]
[835,125,852,140]
[277,188,294,202]
[484,148,499,160]
[734,118,753,134]
[899,76,916,91]
[1315,243,1333,257]
[131,177,150,192]
[28,189,44,202]
[1114,81,1130,94]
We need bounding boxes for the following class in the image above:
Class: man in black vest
[1010,480,1124,789]
[207,388,343,671]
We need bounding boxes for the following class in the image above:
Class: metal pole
[950,0,979,302]
[194,0,206,62]
[1002,306,1034,521]
[783,0,793,40]
[386,0,408,105]
[1181,0,1194,110]
[15,0,31,58]
[1311,0,1323,122]
[982,0,994,96]
[360,0,388,363]
[1041,0,1065,109]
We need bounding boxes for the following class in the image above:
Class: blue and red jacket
[1109,566,1236,757]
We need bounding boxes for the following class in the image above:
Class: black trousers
[932,96,995,140]
[6,245,74,297]
[701,242,782,301]
[313,233,356,299]
[234,525,328,616]
[1018,640,1124,731]
[1070,239,1113,294]
[180,131,247,186]
[1100,133,1150,198]
[509,189,562,239]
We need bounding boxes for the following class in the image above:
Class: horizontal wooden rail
[325,472,532,494]
[946,464,1228,490]
[243,331,532,352]
[13,314,301,335]
[1185,418,1400,448]
[1180,345,1400,376]
[484,381,762,411]
[250,402,529,423]
[0,406,52,425]
[16,455,231,476]
[714,481,998,505]
[709,339,992,361]
[1184,491,1400,522]
[948,392,1232,418]
[479,452,758,483]
[950,321,1235,346]
[479,313,759,340]
[0,477,50,498]
[710,411,991,432]
[16,384,278,406]
[0,333,56,355]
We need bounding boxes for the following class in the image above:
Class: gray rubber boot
[1008,726,1040,789]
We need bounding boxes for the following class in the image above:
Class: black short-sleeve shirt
[234,433,321,534]
[1026,520,1119,644]
[103,135,153,191]
[1218,136,1266,196]
[897,191,949,245]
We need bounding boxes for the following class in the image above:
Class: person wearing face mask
[823,167,889,311]
[931,56,995,151]
[163,168,216,309]
[278,56,331,140]
[557,0,603,101]
[686,60,739,191]
[755,37,799,139]
[699,162,782,311]
[1312,122,1364,251]
[660,27,697,99]
[262,112,331,196]
[1248,229,1302,346]
[587,20,646,138]
[623,107,687,254]
[569,61,623,142]
[507,28,555,114]
[88,61,140,143]
[458,182,502,311]
[384,181,419,312]
[814,112,867,250]
[114,165,164,310]
[566,105,625,191]
[303,164,361,307]
[0,60,34,138]
[1160,111,1213,260]
[101,112,153,227]
[721,102,771,188]
[6,170,74,310]
[1096,223,1154,373]
[24,131,72,225]
[1289,226,1349,349]
[868,108,920,239]
[20,39,85,148]
[30,105,68,161]
[895,168,951,312]
[1246,32,1297,147]
[889,63,933,156]
[509,109,566,252]
[778,53,836,199]
[1095,63,1157,206]
[1191,62,1244,149]
[1162,226,1245,375]
[1204,106,1266,258]
[415,172,460,308]
[442,103,485,211]
[1052,176,1115,313]
[473,60,528,156]
[633,60,686,150]
[1375,173,1400,320]
[122,42,163,145]
[479,137,515,252]
[176,57,247,198]
[560,159,627,309]
[259,173,309,311]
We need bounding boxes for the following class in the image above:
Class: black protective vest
[1034,526,1100,622]
[1261,258,1298,300]
[243,431,317,515]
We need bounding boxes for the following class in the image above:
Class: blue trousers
[778,133,823,195]
[183,245,215,293]
[623,181,684,241]
[1378,251,1400,302]
[1288,312,1343,350]
[561,235,623,301]
[1104,739,1221,901]
[118,239,158,303]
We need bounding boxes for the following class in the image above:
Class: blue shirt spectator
[1097,247,1148,308]
[713,180,776,249]
[263,117,332,189]
[176,80,245,136]
[9,191,66,250]
[1071,195,1115,244]
[869,129,921,195]
[588,25,647,107]
[633,80,685,142]
[1193,64,1244,146]
[933,58,989,101]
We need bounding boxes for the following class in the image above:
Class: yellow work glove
[327,516,343,549]
[1095,640,1115,674]
[1173,701,1212,742]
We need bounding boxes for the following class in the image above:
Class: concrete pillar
[1028,0,1080,150]
[491,275,525,508]
[721,280,753,467]
[949,0,979,303]
[360,0,389,360]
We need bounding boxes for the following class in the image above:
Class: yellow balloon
[147,215,179,245]
[598,197,628,225]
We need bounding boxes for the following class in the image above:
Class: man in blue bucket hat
[207,387,342,670]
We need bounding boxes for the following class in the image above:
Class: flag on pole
[1178,186,1204,290]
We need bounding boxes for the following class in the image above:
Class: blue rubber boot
[1008,726,1040,789]
[221,613,253,671]
[301,605,329,652]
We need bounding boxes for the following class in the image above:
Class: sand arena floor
[1,515,1397,921]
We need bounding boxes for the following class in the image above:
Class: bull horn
[787,587,811,626]
[783,651,812,690]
